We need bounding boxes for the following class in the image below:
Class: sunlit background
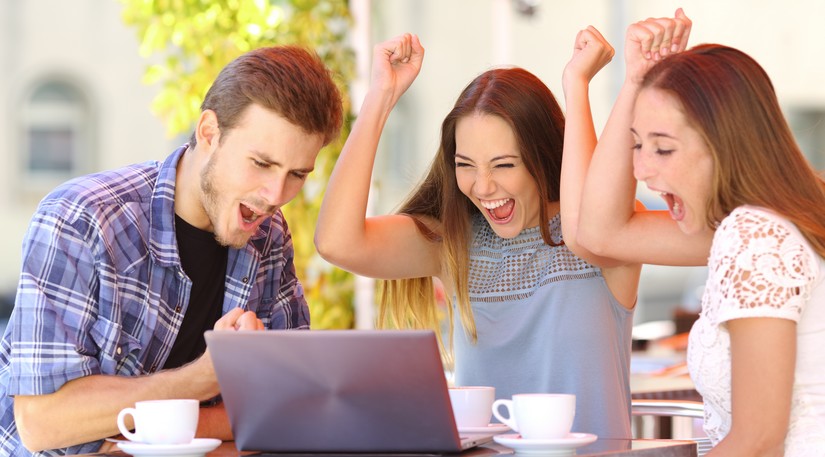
[2,0,825,333]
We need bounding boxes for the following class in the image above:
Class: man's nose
[260,176,287,208]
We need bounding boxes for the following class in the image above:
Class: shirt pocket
[89,317,143,375]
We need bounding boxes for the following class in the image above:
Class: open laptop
[204,329,494,454]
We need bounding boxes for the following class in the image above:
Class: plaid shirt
[0,146,309,456]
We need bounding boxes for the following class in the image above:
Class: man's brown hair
[191,45,343,147]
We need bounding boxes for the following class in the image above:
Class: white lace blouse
[687,206,825,455]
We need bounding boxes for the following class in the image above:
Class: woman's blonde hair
[377,67,566,359]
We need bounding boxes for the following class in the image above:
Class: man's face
[200,104,324,248]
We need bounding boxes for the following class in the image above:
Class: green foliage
[120,0,356,328]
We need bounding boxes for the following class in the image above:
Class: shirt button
[175,306,182,313]
[116,346,122,355]
[242,277,249,283]
[150,364,158,372]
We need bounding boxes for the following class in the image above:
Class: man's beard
[200,153,247,249]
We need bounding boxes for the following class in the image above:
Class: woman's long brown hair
[643,44,825,257]
[377,67,566,360]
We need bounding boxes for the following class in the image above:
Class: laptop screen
[205,329,489,453]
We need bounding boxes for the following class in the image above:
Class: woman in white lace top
[575,11,825,457]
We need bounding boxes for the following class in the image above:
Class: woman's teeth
[660,191,682,216]
[481,198,510,209]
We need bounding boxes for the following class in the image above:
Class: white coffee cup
[117,399,199,444]
[448,386,495,429]
[492,393,575,440]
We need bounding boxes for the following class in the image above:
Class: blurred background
[2,0,825,334]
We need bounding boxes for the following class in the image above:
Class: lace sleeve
[708,206,818,324]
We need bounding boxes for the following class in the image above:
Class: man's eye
[253,160,270,168]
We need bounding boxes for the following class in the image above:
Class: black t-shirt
[163,215,228,370]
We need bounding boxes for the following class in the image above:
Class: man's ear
[195,110,220,149]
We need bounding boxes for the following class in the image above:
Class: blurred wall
[0,1,177,302]
[2,0,825,324]
[368,0,825,322]
[369,0,825,216]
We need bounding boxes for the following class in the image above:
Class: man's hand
[214,307,264,331]
[190,307,265,398]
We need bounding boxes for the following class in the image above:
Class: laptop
[204,329,494,454]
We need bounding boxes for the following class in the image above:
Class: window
[20,80,93,191]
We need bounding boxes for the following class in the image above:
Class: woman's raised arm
[577,9,711,266]
[315,34,443,280]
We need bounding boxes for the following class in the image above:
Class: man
[0,45,343,456]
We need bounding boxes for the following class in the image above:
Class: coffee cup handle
[491,399,518,432]
[117,408,141,442]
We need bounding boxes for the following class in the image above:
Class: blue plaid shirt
[0,146,310,456]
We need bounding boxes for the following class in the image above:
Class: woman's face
[632,87,715,236]
[454,113,542,239]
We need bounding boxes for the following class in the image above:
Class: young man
[0,45,343,456]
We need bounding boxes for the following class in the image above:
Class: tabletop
[91,437,697,457]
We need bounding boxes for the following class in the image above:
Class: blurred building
[367,0,825,324]
[2,0,825,326]
[0,0,177,316]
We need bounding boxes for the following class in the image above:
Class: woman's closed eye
[631,144,674,156]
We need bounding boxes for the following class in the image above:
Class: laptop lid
[204,330,492,453]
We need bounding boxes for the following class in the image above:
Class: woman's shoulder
[709,205,821,321]
[722,205,794,228]
[717,205,808,247]
[714,205,819,267]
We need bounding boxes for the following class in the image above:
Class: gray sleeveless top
[453,212,633,439]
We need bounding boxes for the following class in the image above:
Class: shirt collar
[148,145,274,266]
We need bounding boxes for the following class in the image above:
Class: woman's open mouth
[660,192,685,221]
[481,198,515,223]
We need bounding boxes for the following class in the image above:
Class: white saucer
[493,433,598,455]
[117,438,222,457]
[458,423,511,434]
